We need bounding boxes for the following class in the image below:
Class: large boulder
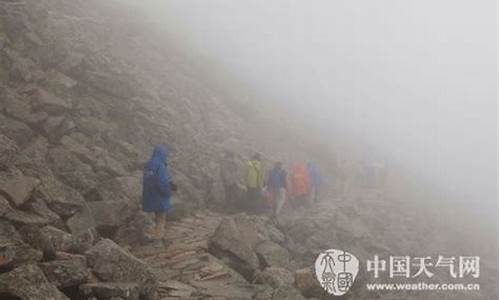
[85,239,157,299]
[0,264,69,300]
[0,194,50,227]
[255,240,290,269]
[66,204,96,235]
[39,259,90,288]
[209,216,260,280]
[40,225,94,254]
[0,168,39,207]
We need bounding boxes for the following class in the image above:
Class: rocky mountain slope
[0,1,496,300]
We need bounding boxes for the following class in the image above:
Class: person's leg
[154,212,166,238]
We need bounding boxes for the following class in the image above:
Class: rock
[31,88,71,115]
[34,174,86,218]
[87,200,136,228]
[0,168,39,207]
[209,216,260,280]
[85,239,157,299]
[54,252,87,265]
[3,47,41,83]
[79,282,140,300]
[19,224,56,261]
[44,69,78,93]
[14,136,49,176]
[0,134,18,170]
[2,88,48,124]
[113,211,155,246]
[255,267,294,288]
[47,147,97,193]
[272,285,307,300]
[66,204,96,235]
[86,176,141,204]
[0,264,69,300]
[0,114,35,147]
[294,268,322,297]
[255,240,290,268]
[0,220,43,268]
[39,259,90,288]
[40,226,76,253]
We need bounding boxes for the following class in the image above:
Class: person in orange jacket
[289,162,310,207]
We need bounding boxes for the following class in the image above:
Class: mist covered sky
[123,0,498,209]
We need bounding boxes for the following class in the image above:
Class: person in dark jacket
[266,162,287,216]
[142,144,171,238]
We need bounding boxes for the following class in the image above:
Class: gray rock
[87,200,136,228]
[19,224,56,261]
[0,168,39,207]
[0,264,69,300]
[3,88,48,124]
[0,220,43,269]
[47,147,97,193]
[85,239,157,300]
[66,204,96,235]
[34,174,86,218]
[14,136,49,176]
[39,259,90,288]
[272,285,307,300]
[209,216,260,278]
[255,240,290,269]
[0,134,19,170]
[40,226,76,253]
[31,88,71,115]
[0,114,35,147]
[255,267,294,288]
[79,282,140,300]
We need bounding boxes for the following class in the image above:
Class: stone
[0,168,39,207]
[85,239,157,299]
[87,176,141,204]
[18,224,56,261]
[47,147,97,193]
[87,200,136,228]
[54,252,87,265]
[272,285,306,300]
[14,136,49,176]
[39,259,90,288]
[255,240,290,268]
[34,174,86,218]
[294,268,322,297]
[255,267,294,288]
[209,216,260,279]
[79,282,140,300]
[44,69,78,92]
[0,134,18,170]
[3,47,40,83]
[0,264,69,300]
[0,114,35,147]
[31,88,71,115]
[2,88,48,124]
[0,220,43,268]
[66,204,96,235]
[40,226,76,253]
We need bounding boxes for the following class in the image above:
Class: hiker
[245,153,264,212]
[289,162,310,207]
[266,161,287,216]
[307,161,321,203]
[220,150,240,209]
[142,144,171,238]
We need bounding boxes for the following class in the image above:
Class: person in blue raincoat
[142,144,171,238]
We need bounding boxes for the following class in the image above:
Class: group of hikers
[221,152,321,217]
[141,145,321,238]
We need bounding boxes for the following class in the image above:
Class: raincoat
[142,145,171,213]
[246,159,264,189]
[290,162,310,197]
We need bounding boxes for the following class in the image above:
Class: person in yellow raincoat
[245,153,264,212]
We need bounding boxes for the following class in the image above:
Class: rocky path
[131,211,264,300]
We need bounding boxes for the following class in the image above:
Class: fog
[123,0,498,215]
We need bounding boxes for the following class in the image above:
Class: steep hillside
[0,1,496,300]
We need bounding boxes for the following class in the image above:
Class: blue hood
[145,144,168,171]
